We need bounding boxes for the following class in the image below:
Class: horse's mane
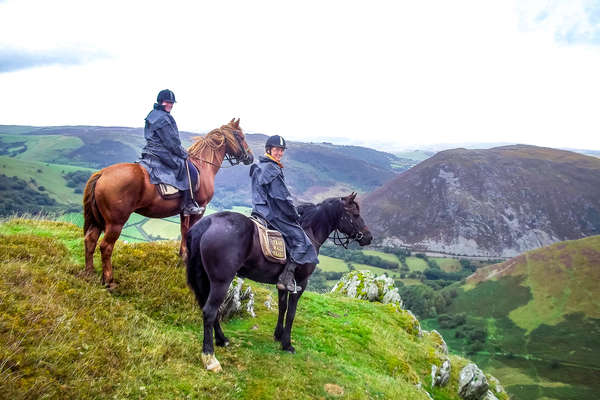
[298,197,342,229]
[187,124,240,165]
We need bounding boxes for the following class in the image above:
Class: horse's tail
[83,171,105,235]
[186,217,213,309]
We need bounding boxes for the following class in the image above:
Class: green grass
[433,257,461,272]
[362,249,401,264]
[2,134,84,164]
[354,264,401,278]
[0,218,508,400]
[317,255,350,272]
[0,156,94,205]
[142,218,181,240]
[406,257,428,271]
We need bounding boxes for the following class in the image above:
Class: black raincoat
[250,155,319,265]
[138,104,189,190]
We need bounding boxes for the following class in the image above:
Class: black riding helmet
[157,89,176,104]
[265,135,287,153]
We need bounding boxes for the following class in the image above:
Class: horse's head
[336,192,373,246]
[222,118,254,165]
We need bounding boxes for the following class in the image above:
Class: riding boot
[277,261,302,292]
[182,189,204,216]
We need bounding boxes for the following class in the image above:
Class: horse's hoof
[201,353,222,372]
[216,339,229,347]
[104,281,118,291]
[282,345,296,354]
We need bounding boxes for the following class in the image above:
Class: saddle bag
[249,216,287,264]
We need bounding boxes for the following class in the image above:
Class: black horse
[186,193,372,371]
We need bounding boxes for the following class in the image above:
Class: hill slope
[0,218,507,400]
[424,236,600,400]
[363,145,600,257]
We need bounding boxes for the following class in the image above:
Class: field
[0,156,94,205]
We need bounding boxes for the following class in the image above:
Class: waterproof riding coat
[250,155,319,265]
[139,104,189,190]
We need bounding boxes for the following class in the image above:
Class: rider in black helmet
[249,135,319,292]
[139,89,203,215]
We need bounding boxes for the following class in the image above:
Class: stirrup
[183,202,204,216]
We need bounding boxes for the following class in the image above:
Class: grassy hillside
[423,236,600,400]
[0,156,94,206]
[0,218,507,400]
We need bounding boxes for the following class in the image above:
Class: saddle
[156,183,183,199]
[155,161,199,200]
[249,215,287,264]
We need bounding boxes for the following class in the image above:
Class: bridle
[223,128,251,166]
[328,207,365,249]
[194,128,252,168]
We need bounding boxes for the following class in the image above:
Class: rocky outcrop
[458,363,489,400]
[431,359,451,388]
[331,270,403,306]
[363,145,600,257]
[218,278,255,321]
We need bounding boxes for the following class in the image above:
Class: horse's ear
[230,118,235,124]
[350,192,357,201]
[235,118,240,128]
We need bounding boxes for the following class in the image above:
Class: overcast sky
[1,0,599,150]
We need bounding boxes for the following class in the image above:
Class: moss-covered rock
[331,270,403,306]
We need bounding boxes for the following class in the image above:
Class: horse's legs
[202,281,229,359]
[99,223,123,287]
[179,213,204,260]
[279,286,305,353]
[274,288,289,342]
[83,225,101,274]
[214,320,229,347]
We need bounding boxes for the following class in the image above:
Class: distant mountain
[362,145,600,257]
[424,235,600,400]
[0,125,416,208]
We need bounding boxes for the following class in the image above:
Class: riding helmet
[157,89,176,104]
[265,135,287,150]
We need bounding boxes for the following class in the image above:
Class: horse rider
[249,135,319,292]
[139,89,203,216]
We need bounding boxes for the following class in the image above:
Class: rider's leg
[182,159,203,216]
[277,260,302,292]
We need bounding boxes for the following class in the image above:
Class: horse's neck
[190,146,226,177]
[306,203,340,249]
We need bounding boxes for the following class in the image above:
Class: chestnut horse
[82,119,253,287]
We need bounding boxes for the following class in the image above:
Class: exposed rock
[430,329,448,355]
[458,363,489,400]
[264,294,273,310]
[405,309,423,337]
[218,278,255,321]
[482,390,499,400]
[488,375,505,394]
[431,359,451,388]
[331,270,403,307]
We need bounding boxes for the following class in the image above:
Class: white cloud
[1,0,599,150]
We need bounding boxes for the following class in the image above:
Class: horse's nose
[244,152,254,165]
[361,229,373,245]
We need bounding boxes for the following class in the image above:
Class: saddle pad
[249,216,287,264]
[156,183,183,200]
